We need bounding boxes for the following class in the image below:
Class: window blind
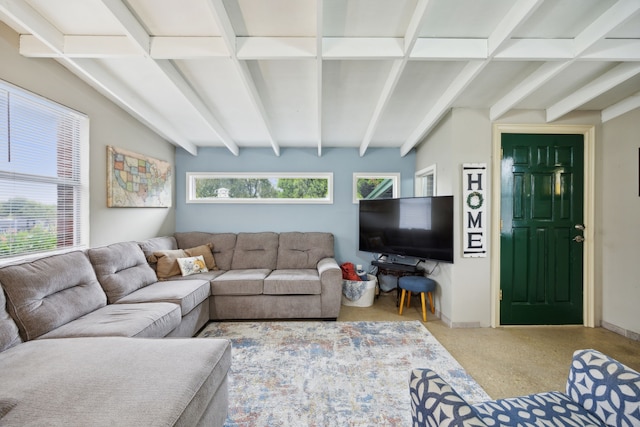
[0,80,88,259]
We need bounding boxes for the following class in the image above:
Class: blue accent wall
[176,147,416,266]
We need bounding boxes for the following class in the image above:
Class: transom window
[0,80,89,260]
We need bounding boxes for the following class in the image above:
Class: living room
[1,1,639,425]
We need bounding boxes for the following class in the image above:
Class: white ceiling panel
[247,59,318,145]
[92,57,223,143]
[127,0,221,36]
[322,60,395,146]
[418,0,514,38]
[372,61,468,145]
[513,0,617,38]
[323,0,417,37]
[173,59,271,146]
[518,62,622,110]
[1,0,638,156]
[455,61,540,108]
[27,0,125,34]
[224,0,317,37]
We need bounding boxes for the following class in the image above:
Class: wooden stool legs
[398,289,433,322]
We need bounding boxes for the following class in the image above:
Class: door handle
[573,236,585,243]
[574,224,585,231]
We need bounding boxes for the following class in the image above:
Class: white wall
[417,107,640,338]
[415,109,492,327]
[414,111,455,322]
[0,23,175,246]
[600,109,640,339]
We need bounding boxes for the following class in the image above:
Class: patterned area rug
[199,320,489,426]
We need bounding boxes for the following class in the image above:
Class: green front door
[500,133,584,325]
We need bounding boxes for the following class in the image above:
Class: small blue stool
[398,276,436,322]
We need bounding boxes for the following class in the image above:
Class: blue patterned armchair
[410,349,640,427]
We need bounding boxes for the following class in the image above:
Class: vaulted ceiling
[1,0,639,157]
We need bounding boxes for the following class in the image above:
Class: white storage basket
[341,274,378,307]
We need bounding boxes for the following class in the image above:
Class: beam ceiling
[1,0,639,156]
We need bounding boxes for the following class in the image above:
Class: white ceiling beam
[403,0,432,55]
[401,61,486,156]
[99,0,239,156]
[322,37,403,60]
[573,0,640,55]
[316,0,323,157]
[490,61,571,120]
[151,37,228,59]
[0,0,198,155]
[154,59,237,154]
[601,93,640,122]
[401,0,538,154]
[100,0,149,55]
[72,59,199,155]
[411,38,486,60]
[20,34,230,59]
[207,0,280,156]
[0,0,63,52]
[23,34,639,63]
[359,0,431,157]
[487,0,544,57]
[547,62,640,122]
[490,0,640,121]
[359,59,406,156]
[580,39,640,62]
[237,37,315,60]
[493,39,572,60]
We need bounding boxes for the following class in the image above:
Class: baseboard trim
[601,321,640,341]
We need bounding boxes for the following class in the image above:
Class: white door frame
[491,124,596,328]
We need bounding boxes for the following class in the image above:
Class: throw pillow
[184,243,218,271]
[177,255,209,277]
[150,249,188,279]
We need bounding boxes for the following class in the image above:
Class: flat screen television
[358,196,454,263]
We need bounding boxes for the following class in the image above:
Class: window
[415,165,436,197]
[352,173,400,203]
[0,80,89,260]
[187,172,333,204]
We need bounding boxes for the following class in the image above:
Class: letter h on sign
[462,163,487,258]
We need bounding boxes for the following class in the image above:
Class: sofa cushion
[168,270,227,282]
[231,232,278,270]
[138,236,178,258]
[0,288,22,352]
[152,249,189,278]
[211,269,270,295]
[178,256,208,276]
[185,244,217,270]
[277,232,335,269]
[0,337,231,426]
[151,244,217,279]
[175,232,237,271]
[115,279,210,315]
[38,302,181,339]
[88,241,158,304]
[0,251,107,341]
[264,269,322,295]
[472,391,606,426]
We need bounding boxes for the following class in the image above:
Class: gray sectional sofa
[0,231,341,426]
[142,231,343,321]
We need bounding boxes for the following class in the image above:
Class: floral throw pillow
[177,255,209,277]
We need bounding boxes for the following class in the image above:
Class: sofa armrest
[566,349,640,426]
[410,369,488,427]
[317,257,339,276]
[317,257,342,318]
